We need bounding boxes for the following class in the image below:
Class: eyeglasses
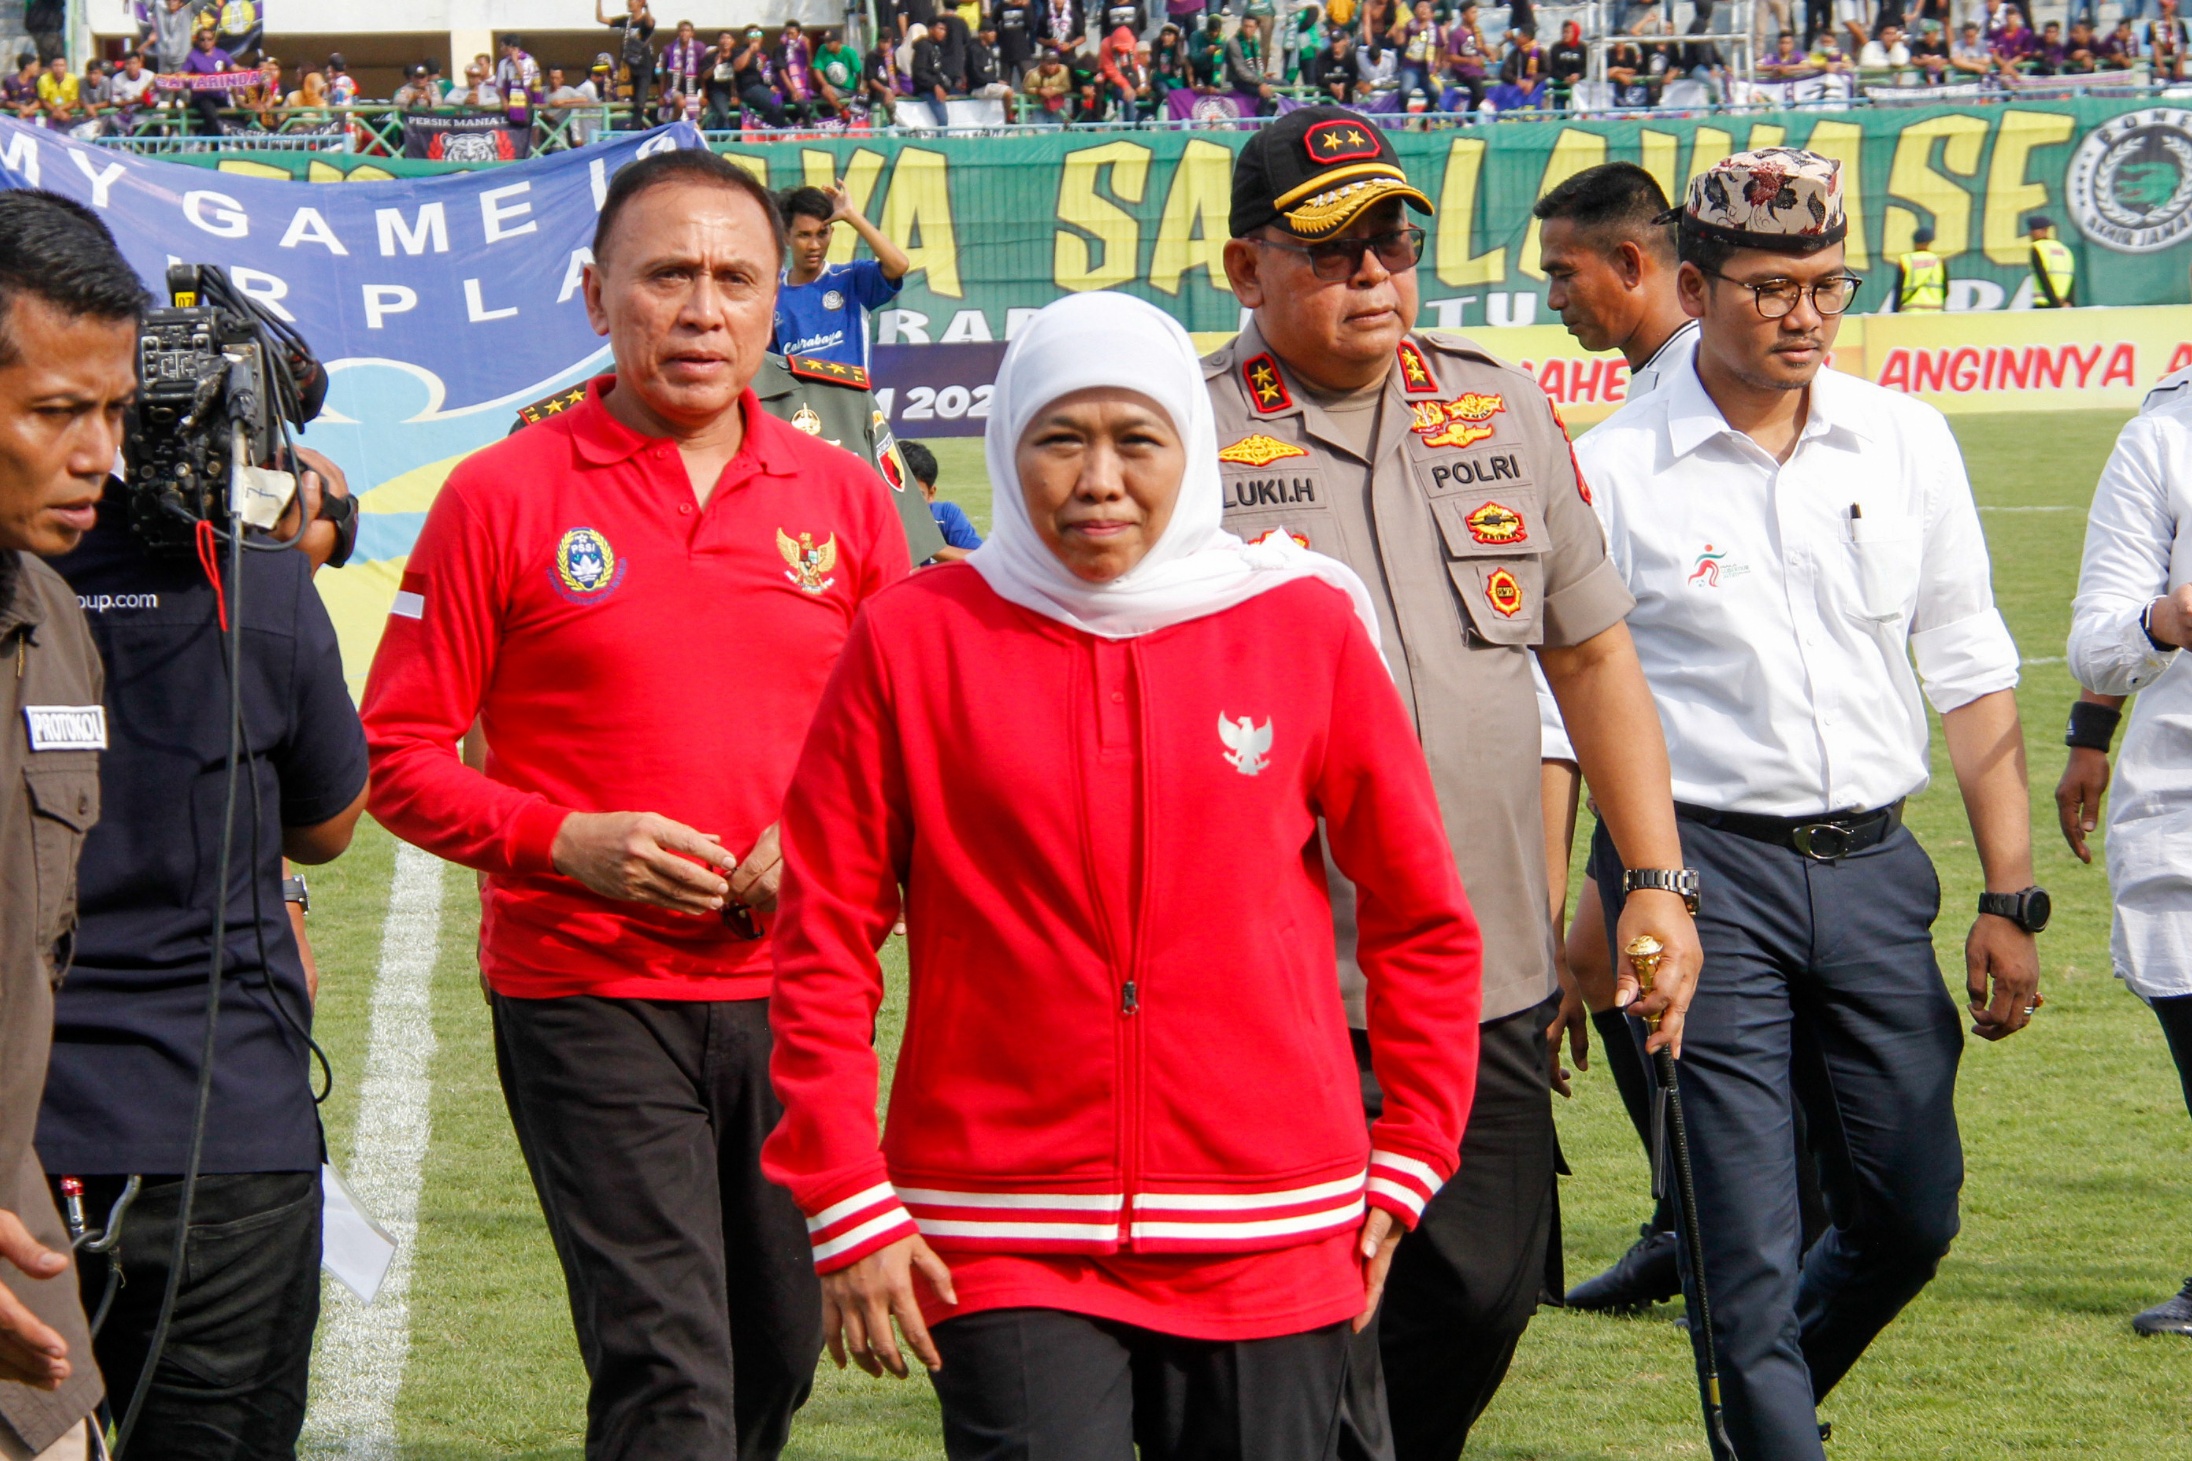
[1255,225,1426,283]
[1704,270,1864,318]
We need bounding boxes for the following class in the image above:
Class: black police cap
[1229,106,1434,242]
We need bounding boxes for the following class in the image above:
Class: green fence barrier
[163,99,2192,333]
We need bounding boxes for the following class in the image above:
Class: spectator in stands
[1853,18,1907,64]
[1022,49,1073,117]
[1098,0,1147,41]
[1548,17,1588,96]
[1908,17,1949,79]
[1224,15,1280,107]
[2153,0,2190,75]
[498,33,543,104]
[450,59,501,108]
[1808,29,1853,72]
[2032,19,2068,72]
[1356,25,1401,95]
[898,442,981,563]
[35,54,80,129]
[1097,23,1144,118]
[1150,23,1190,102]
[1607,40,1654,103]
[598,0,656,125]
[734,26,789,126]
[2063,18,2098,69]
[968,25,1014,109]
[1991,4,2037,68]
[324,51,355,104]
[110,50,155,127]
[1305,26,1359,100]
[1037,0,1084,61]
[1444,2,1493,107]
[1680,5,1728,90]
[1397,0,1444,105]
[148,0,208,74]
[1188,13,1227,89]
[862,38,903,119]
[778,24,823,122]
[181,25,237,134]
[911,16,962,123]
[701,30,739,125]
[1622,0,1673,35]
[425,57,451,97]
[2100,16,2139,68]
[994,0,1036,83]
[393,62,437,109]
[1,53,36,122]
[1499,23,1546,100]
[816,29,864,117]
[1358,0,1397,46]
[660,18,706,113]
[284,64,331,124]
[1951,18,1994,73]
[893,0,937,43]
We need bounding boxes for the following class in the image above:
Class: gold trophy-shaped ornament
[1624,933,1665,1030]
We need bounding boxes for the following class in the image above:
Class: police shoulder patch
[1243,353,1293,414]
[787,354,870,390]
[1395,340,1440,395]
[1218,433,1310,467]
[511,383,589,433]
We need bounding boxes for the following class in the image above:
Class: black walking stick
[1625,934,1739,1461]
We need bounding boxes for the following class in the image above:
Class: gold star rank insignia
[1243,353,1293,413]
[1302,119,1385,165]
[512,383,592,433]
[1395,340,1439,395]
[787,354,871,390]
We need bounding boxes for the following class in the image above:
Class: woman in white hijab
[763,292,1484,1461]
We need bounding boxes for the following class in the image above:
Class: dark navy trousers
[1593,817,1965,1461]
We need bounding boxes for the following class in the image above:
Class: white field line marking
[303,843,446,1460]
[2024,656,2066,666]
[1979,504,2079,512]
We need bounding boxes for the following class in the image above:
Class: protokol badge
[1218,434,1310,468]
[1218,713,1273,776]
[1484,566,1524,617]
[553,526,624,602]
[1410,393,1506,450]
[777,529,839,594]
[1465,502,1526,545]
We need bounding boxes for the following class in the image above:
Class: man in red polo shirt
[361,149,910,1460]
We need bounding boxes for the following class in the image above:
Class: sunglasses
[722,900,763,941]
[1255,224,1426,283]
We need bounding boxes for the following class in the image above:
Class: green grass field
[301,413,2192,1459]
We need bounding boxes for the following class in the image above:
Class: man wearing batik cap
[1207,105,1705,1458]
[1575,147,2041,1459]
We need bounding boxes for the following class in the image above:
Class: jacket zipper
[1118,639,1151,1249]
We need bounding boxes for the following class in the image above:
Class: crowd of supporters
[6,0,2187,140]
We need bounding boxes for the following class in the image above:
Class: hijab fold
[969,292,1382,650]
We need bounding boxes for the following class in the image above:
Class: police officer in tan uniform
[516,352,946,564]
[1207,107,1705,1460]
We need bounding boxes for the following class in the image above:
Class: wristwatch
[1977,885,2050,933]
[1621,867,1700,915]
[316,490,360,569]
[282,874,310,915]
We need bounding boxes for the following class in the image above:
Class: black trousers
[1593,820,1963,1461]
[930,1309,1389,1461]
[1356,995,1560,1461]
[57,1169,319,1461]
[2155,993,2192,1121]
[491,994,821,1461]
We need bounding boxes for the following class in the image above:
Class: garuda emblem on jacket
[777,529,838,594]
[1218,713,1274,776]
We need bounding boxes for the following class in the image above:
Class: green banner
[170,99,2192,332]
[714,97,2192,336]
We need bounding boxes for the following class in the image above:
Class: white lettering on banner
[589,156,609,211]
[281,206,348,256]
[183,189,248,239]
[479,182,536,243]
[375,202,448,257]
[636,131,680,159]
[0,128,37,187]
[878,309,930,345]
[1425,296,1478,329]
[24,705,107,751]
[940,309,992,343]
[1004,307,1042,340]
[66,149,123,210]
[464,278,517,323]
[232,268,296,323]
[363,285,418,331]
[556,248,592,305]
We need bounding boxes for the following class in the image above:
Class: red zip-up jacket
[361,381,909,999]
[764,566,1483,1274]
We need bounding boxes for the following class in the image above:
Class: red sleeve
[763,606,920,1272]
[359,475,570,876]
[1314,614,1483,1230]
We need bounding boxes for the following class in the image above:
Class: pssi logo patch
[1465,502,1526,545]
[552,527,625,602]
[1410,393,1506,449]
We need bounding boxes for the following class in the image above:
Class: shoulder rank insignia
[1465,501,1526,545]
[1243,352,1293,414]
[1395,340,1440,395]
[1409,392,1506,449]
[511,383,589,433]
[1218,433,1310,468]
[787,354,870,390]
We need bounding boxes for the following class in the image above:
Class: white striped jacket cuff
[804,1182,919,1273]
[1365,1150,1444,1227]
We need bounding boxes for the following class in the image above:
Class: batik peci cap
[1669,147,1846,254]
[1230,106,1434,241]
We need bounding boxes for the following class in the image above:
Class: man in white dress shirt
[1575,149,2045,1460]
[2064,363,2192,1339]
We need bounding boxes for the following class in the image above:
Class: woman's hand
[820,1235,957,1377]
[1354,1208,1402,1333]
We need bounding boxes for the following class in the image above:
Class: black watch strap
[1977,885,2049,933]
[1621,867,1700,915]
[282,874,310,914]
[317,491,359,569]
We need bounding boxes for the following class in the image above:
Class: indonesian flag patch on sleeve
[391,569,426,621]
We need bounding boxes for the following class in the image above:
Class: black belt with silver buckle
[1674,800,1906,862]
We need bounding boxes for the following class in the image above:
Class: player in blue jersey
[771,181,911,371]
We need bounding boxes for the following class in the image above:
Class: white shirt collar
[1661,347,1874,461]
